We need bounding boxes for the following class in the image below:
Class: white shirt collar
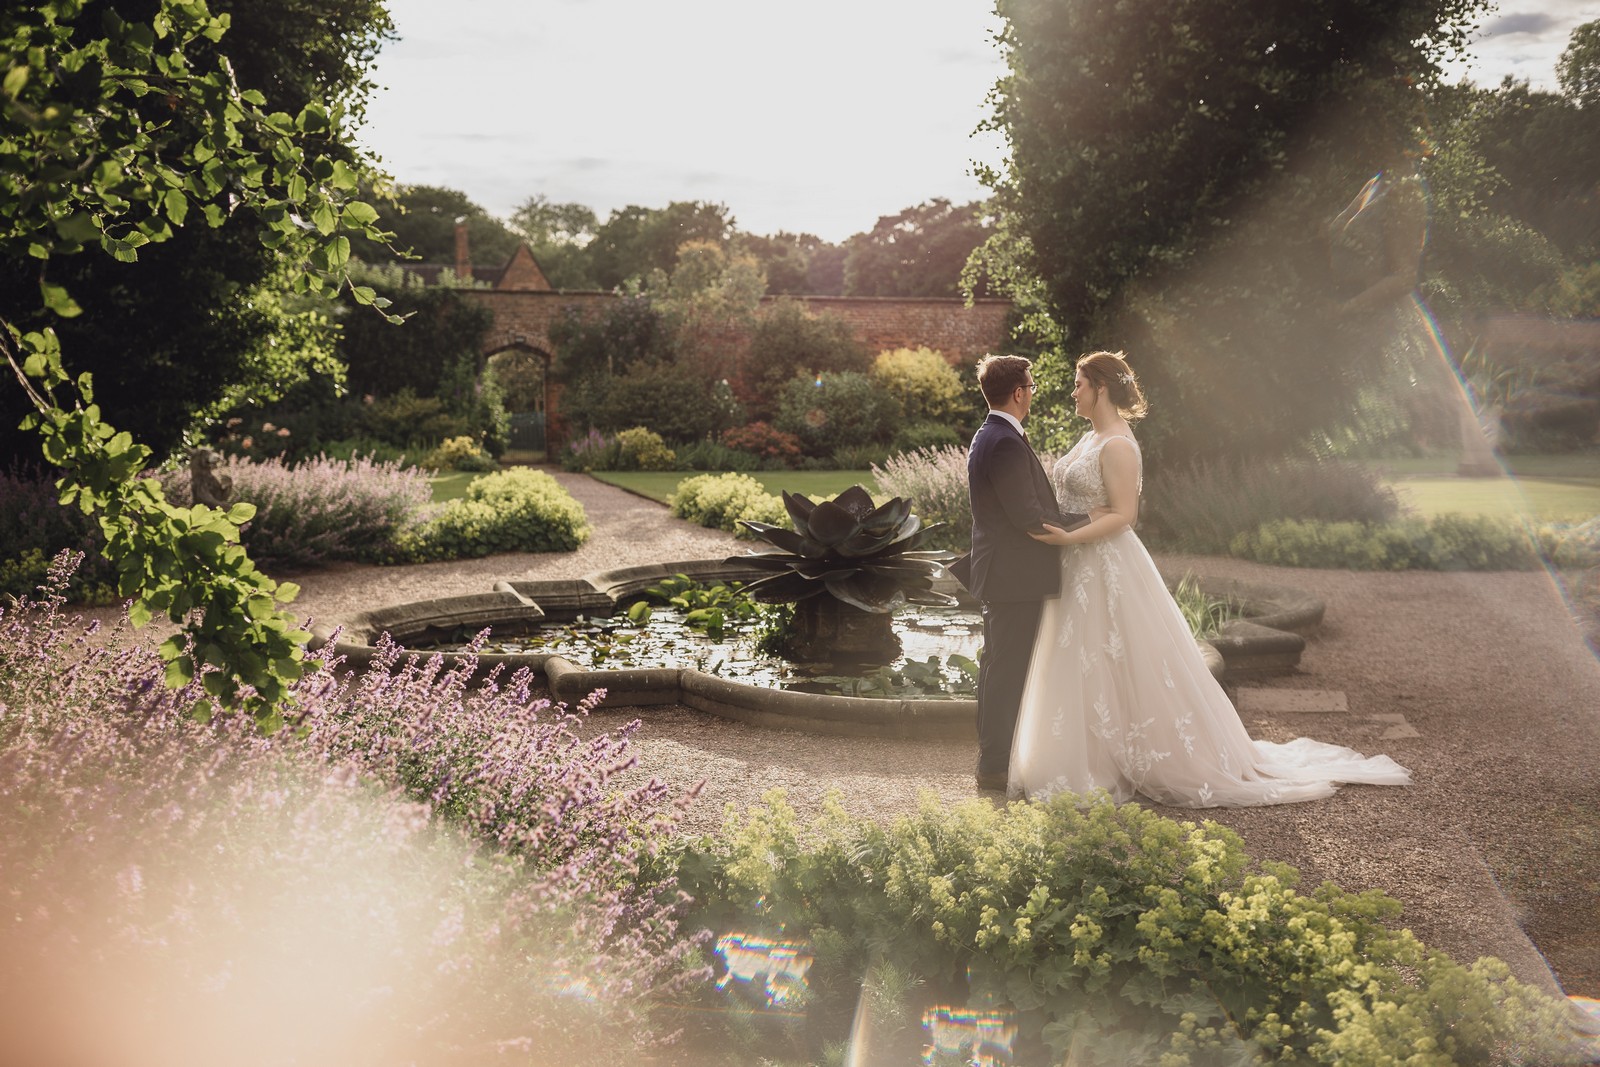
[990,410,1026,438]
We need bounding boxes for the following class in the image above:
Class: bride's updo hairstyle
[1076,350,1148,421]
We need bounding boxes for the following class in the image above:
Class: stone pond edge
[308,560,1320,738]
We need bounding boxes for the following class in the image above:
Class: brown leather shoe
[975,772,1008,792]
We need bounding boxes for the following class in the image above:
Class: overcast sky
[355,1,1599,243]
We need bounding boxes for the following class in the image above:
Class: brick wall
[461,290,1015,449]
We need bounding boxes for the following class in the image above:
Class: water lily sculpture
[728,485,955,661]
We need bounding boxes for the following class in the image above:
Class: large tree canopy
[0,0,394,460]
[981,0,1491,460]
[2,0,394,722]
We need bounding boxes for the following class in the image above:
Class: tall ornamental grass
[161,453,434,565]
[0,554,706,1064]
[872,444,973,551]
[1141,456,1399,553]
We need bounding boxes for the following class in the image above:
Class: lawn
[427,471,479,503]
[1374,453,1600,522]
[588,469,879,506]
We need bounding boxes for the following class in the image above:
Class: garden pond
[423,575,984,699]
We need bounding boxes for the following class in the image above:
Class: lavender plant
[871,444,974,552]
[160,453,434,566]
[0,553,708,1063]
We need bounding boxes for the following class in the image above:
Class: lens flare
[713,931,814,1008]
[920,1005,1018,1067]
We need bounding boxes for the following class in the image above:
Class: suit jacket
[959,414,1084,603]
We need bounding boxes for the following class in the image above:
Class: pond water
[428,602,985,699]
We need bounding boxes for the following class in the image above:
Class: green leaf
[627,601,653,625]
[2,65,29,99]
[165,655,194,686]
[128,599,151,628]
[276,581,300,603]
[342,200,379,226]
[311,202,336,235]
[40,281,83,318]
[54,213,101,244]
[327,235,350,268]
[227,502,257,524]
[350,284,376,305]
[163,189,188,225]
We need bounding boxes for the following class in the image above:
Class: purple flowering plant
[159,452,435,566]
[0,553,711,1063]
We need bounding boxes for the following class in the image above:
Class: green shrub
[890,420,966,455]
[872,346,966,424]
[422,435,499,473]
[1540,517,1600,568]
[1142,456,1400,553]
[361,389,470,449]
[775,371,900,458]
[403,469,589,559]
[672,791,1579,1066]
[745,300,871,418]
[615,427,678,471]
[1229,514,1545,570]
[670,473,788,538]
[674,438,762,472]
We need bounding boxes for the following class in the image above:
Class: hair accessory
[1119,372,1135,385]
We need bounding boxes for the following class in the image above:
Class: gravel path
[262,472,1600,998]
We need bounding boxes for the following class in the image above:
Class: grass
[588,470,879,506]
[427,471,480,504]
[1373,453,1600,523]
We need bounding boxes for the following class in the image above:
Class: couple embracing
[963,352,1410,807]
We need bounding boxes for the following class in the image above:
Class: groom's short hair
[977,354,1032,406]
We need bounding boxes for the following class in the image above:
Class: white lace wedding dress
[1008,432,1411,807]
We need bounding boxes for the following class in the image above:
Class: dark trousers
[976,598,1044,776]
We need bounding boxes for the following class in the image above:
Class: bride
[1010,351,1411,807]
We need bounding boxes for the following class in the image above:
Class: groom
[958,355,1086,792]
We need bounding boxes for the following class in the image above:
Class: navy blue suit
[964,414,1085,777]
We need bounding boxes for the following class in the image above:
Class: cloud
[1479,12,1562,36]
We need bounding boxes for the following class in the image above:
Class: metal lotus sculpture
[728,485,956,661]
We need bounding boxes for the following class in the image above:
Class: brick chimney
[453,216,472,282]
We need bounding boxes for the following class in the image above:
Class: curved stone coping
[308,560,1320,736]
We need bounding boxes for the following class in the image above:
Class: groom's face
[1017,373,1035,420]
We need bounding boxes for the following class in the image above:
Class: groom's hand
[1029,522,1071,545]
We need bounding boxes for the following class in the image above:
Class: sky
[355,0,1599,244]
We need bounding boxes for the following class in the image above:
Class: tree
[842,199,994,297]
[2,0,394,724]
[507,193,599,290]
[1558,18,1600,108]
[0,0,394,461]
[735,230,837,295]
[743,300,870,419]
[360,184,521,268]
[584,201,733,290]
[980,0,1490,461]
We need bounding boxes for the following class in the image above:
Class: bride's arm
[1029,439,1140,545]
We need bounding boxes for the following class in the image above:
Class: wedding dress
[1008,432,1411,807]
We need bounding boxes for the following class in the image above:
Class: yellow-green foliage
[872,346,966,424]
[1228,514,1585,571]
[401,468,588,559]
[422,435,497,473]
[615,427,678,472]
[676,791,1579,1066]
[670,473,787,538]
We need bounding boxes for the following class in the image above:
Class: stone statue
[189,447,234,508]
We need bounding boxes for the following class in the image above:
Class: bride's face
[1071,372,1096,417]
